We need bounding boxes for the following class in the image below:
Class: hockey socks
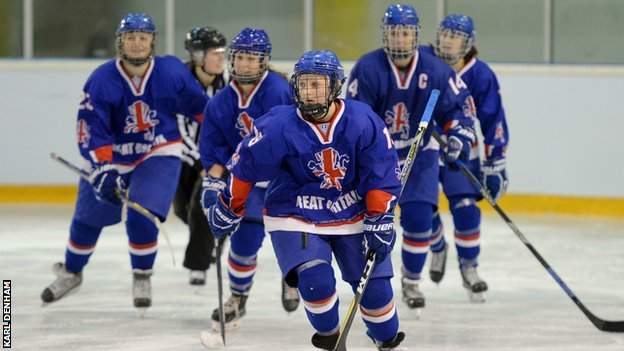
[126,207,158,270]
[227,221,264,295]
[449,197,481,264]
[401,202,433,280]
[430,211,446,253]
[298,262,339,335]
[65,219,102,273]
[358,278,399,344]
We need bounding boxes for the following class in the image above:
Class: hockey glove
[444,125,475,164]
[177,115,200,166]
[89,164,125,206]
[481,157,508,202]
[363,213,396,262]
[207,198,242,239]
[201,175,227,213]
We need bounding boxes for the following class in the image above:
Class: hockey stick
[215,238,226,345]
[431,131,624,333]
[50,152,177,266]
[332,89,441,351]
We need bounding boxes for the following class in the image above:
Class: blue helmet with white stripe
[381,4,421,61]
[291,50,345,121]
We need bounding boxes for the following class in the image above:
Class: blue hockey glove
[207,198,242,239]
[363,213,396,262]
[89,164,124,206]
[201,175,227,214]
[481,157,508,202]
[444,125,475,164]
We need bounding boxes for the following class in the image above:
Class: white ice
[1,204,624,350]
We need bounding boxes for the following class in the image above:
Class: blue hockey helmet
[116,13,156,66]
[435,14,476,65]
[116,13,156,35]
[382,4,420,26]
[381,4,421,61]
[291,50,345,121]
[228,27,272,84]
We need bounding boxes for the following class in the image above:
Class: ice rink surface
[1,204,624,350]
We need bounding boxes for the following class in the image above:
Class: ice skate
[133,269,152,316]
[281,278,300,312]
[460,265,488,303]
[429,244,448,283]
[189,270,206,286]
[41,262,82,304]
[401,276,425,315]
[311,331,339,350]
[211,293,247,331]
[367,331,406,351]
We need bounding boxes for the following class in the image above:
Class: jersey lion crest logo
[76,119,90,148]
[235,112,254,138]
[307,147,350,191]
[384,102,410,139]
[124,100,159,134]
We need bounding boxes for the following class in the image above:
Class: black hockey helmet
[184,26,226,53]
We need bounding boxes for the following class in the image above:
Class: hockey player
[206,49,405,351]
[40,13,208,311]
[198,27,300,328]
[172,26,228,286]
[346,4,476,311]
[422,14,509,301]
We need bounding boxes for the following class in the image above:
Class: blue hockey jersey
[199,70,292,170]
[346,48,475,162]
[76,56,207,172]
[221,99,401,235]
[421,45,509,159]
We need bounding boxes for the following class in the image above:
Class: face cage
[382,24,420,61]
[116,32,155,66]
[434,28,473,65]
[292,73,342,122]
[228,49,269,85]
[190,47,226,67]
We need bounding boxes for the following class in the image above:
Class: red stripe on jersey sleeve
[93,145,113,163]
[194,113,205,123]
[443,120,457,132]
[229,175,253,215]
[365,189,395,216]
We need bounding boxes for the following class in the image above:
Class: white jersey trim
[115,59,154,96]
[458,57,477,78]
[386,51,419,90]
[230,70,269,109]
[296,99,346,145]
[263,215,363,235]
[115,142,183,174]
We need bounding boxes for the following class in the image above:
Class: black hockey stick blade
[431,131,624,333]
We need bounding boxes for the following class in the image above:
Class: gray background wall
[0,60,622,197]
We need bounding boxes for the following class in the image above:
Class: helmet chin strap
[300,103,329,122]
[122,54,152,66]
